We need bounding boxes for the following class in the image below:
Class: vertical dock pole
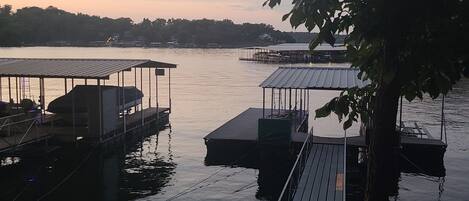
[72,78,76,143]
[39,78,44,122]
[8,77,11,102]
[278,88,281,115]
[148,68,152,108]
[271,88,274,118]
[262,88,265,118]
[169,69,172,113]
[155,69,159,122]
[64,78,68,94]
[97,79,102,142]
[15,77,19,104]
[140,68,144,126]
[134,68,138,112]
[122,71,126,133]
[440,95,446,142]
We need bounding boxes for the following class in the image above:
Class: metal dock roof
[0,58,176,79]
[259,67,371,90]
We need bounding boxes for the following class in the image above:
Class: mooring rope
[165,146,257,201]
[399,152,441,183]
[36,147,97,201]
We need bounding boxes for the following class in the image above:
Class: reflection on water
[0,47,467,200]
[0,130,175,201]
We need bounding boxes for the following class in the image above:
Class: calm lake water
[0,47,468,201]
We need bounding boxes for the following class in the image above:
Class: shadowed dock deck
[204,108,308,143]
[294,144,344,201]
[204,108,446,148]
[0,107,170,154]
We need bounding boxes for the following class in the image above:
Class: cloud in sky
[2,0,305,31]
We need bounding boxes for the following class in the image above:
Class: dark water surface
[0,47,467,201]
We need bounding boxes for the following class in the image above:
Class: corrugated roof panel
[259,67,371,90]
[0,58,176,79]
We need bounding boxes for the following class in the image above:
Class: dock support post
[122,71,126,133]
[305,89,308,117]
[440,95,446,142]
[289,89,292,115]
[262,88,265,118]
[155,69,159,122]
[343,129,347,201]
[39,78,44,122]
[294,89,297,111]
[134,68,138,112]
[148,68,151,108]
[399,96,403,131]
[15,77,19,104]
[97,79,102,142]
[299,89,303,119]
[8,77,11,102]
[64,78,68,94]
[169,69,172,113]
[140,68,144,126]
[278,88,281,115]
[271,88,274,118]
[72,80,76,144]
[284,88,287,111]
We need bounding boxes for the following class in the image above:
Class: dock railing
[0,114,42,153]
[278,128,314,201]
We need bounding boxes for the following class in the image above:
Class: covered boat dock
[239,43,347,63]
[0,58,176,154]
[204,66,447,201]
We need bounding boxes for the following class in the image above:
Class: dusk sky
[3,0,304,31]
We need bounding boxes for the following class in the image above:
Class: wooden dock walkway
[293,144,344,201]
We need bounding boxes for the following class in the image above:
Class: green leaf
[343,117,353,130]
[315,103,332,118]
[282,13,291,21]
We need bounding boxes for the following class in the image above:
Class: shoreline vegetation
[0,4,328,48]
[0,5,346,48]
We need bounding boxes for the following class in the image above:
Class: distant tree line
[0,5,295,47]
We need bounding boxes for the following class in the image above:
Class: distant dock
[239,43,347,63]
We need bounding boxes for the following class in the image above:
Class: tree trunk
[365,44,402,200]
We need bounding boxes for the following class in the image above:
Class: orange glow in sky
[2,0,300,31]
